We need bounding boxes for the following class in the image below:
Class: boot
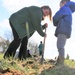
[56,55,64,66]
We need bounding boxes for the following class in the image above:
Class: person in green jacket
[38,41,43,56]
[4,6,52,60]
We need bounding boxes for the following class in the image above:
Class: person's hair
[61,0,70,2]
[60,0,67,4]
[40,41,42,44]
[60,0,65,4]
[41,6,52,21]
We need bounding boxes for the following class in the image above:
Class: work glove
[44,23,48,28]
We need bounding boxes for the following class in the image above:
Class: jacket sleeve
[42,24,46,29]
[53,7,70,26]
[31,11,46,37]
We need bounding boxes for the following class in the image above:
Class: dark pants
[4,21,28,60]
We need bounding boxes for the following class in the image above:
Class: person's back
[9,6,47,39]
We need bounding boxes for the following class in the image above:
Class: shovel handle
[41,28,46,64]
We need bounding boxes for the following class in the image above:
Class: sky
[0,0,75,60]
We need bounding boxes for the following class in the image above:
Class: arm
[42,23,48,29]
[53,7,68,26]
[31,11,46,37]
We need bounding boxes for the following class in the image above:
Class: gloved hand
[44,23,48,28]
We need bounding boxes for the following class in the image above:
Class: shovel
[41,27,47,64]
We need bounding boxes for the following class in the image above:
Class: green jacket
[9,6,45,39]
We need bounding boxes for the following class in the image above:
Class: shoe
[55,56,64,66]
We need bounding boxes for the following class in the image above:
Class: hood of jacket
[64,1,75,13]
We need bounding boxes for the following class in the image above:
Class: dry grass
[0,53,75,75]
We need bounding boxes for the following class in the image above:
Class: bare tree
[0,30,13,53]
[0,36,7,53]
[4,31,13,42]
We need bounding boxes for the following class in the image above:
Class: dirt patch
[0,57,56,75]
[0,68,24,75]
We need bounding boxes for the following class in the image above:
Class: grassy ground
[0,53,75,75]
[40,60,75,75]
